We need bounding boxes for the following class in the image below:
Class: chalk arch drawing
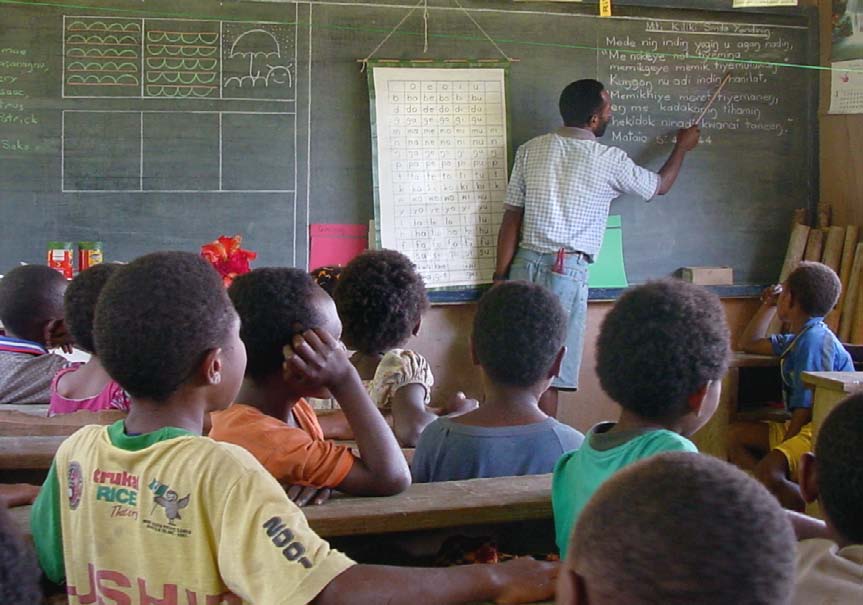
[224,28,293,89]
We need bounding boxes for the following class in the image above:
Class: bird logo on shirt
[153,490,190,524]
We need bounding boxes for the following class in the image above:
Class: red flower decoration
[201,235,257,287]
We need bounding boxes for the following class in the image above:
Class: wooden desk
[10,474,551,540]
[801,371,863,442]
[692,352,779,460]
[303,474,551,538]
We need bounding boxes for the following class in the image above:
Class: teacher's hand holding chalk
[676,125,701,151]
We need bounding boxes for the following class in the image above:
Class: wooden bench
[0,409,123,436]
[9,474,551,539]
[691,351,780,459]
[0,436,65,470]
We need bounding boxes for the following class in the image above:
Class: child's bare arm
[786,510,829,541]
[738,285,781,354]
[312,558,558,605]
[391,384,437,447]
[284,330,410,496]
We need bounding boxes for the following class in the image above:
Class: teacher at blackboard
[494,79,700,418]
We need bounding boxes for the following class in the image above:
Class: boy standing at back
[729,261,852,511]
[791,393,863,604]
[557,452,796,605]
[412,281,583,482]
[0,265,71,404]
[552,279,730,555]
[31,252,557,604]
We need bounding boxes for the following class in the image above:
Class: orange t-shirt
[209,400,356,488]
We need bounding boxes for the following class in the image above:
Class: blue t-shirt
[551,422,697,556]
[769,317,853,411]
[411,416,584,483]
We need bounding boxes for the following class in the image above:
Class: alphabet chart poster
[370,64,509,288]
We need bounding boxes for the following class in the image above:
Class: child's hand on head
[760,284,782,307]
[283,328,354,391]
[46,320,75,354]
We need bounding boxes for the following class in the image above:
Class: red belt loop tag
[554,248,566,274]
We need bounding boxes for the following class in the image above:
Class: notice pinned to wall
[830,3,863,113]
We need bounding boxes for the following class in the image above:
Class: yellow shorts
[767,421,813,482]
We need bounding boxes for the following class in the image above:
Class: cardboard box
[679,266,734,286]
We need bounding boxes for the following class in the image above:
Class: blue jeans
[509,248,589,390]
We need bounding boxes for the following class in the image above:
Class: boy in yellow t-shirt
[31,252,556,605]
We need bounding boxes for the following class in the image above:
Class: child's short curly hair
[597,279,730,421]
[64,263,120,354]
[0,506,42,604]
[815,393,863,543]
[787,261,842,317]
[334,250,429,354]
[474,281,567,387]
[94,252,235,402]
[0,264,67,338]
[229,268,323,380]
[571,452,796,605]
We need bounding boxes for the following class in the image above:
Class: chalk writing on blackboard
[63,17,142,98]
[62,17,296,102]
[144,21,220,99]
[222,23,295,101]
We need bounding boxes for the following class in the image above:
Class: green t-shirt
[551,422,698,555]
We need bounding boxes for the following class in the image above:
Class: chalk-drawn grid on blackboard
[374,69,508,288]
[144,20,220,99]
[63,16,142,98]
[221,21,296,102]
[61,14,298,103]
[61,110,296,193]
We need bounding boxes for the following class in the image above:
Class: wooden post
[817,203,831,229]
[821,226,846,271]
[839,243,863,342]
[829,226,861,332]
[792,208,808,228]
[804,229,824,262]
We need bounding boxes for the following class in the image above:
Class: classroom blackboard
[0,0,817,285]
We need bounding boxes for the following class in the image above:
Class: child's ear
[201,348,223,386]
[686,383,710,415]
[557,567,589,605]
[412,317,422,337]
[469,334,479,366]
[799,452,820,504]
[548,346,566,379]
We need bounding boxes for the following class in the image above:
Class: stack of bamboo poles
[771,205,862,343]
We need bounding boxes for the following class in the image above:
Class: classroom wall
[818,0,863,225]
[412,298,762,433]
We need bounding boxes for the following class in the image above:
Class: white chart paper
[372,67,508,288]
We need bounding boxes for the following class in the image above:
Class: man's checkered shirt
[505,128,660,260]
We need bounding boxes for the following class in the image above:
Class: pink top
[48,365,131,416]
